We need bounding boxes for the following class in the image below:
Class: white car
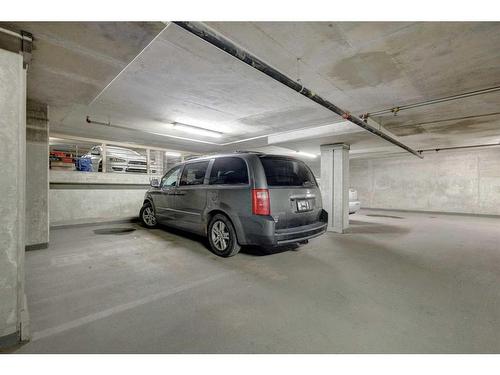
[83,145,159,174]
[316,179,360,214]
[349,188,361,214]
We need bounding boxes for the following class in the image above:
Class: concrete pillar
[26,100,49,250]
[320,143,350,233]
[0,49,29,347]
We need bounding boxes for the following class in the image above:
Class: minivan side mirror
[150,178,160,188]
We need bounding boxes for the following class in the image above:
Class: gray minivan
[140,152,328,257]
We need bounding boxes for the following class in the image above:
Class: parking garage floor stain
[16,210,500,353]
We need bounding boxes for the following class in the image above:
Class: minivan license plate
[296,199,310,212]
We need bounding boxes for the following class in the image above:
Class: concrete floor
[16,210,500,353]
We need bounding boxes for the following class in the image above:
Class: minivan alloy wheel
[211,220,230,251]
[142,206,156,226]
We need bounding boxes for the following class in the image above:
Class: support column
[26,100,49,251]
[0,48,29,347]
[320,143,350,233]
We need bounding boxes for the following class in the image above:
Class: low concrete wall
[49,171,152,226]
[350,148,500,215]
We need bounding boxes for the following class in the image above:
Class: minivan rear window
[260,156,317,187]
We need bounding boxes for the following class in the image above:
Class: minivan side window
[209,157,249,185]
[161,166,181,188]
[179,161,209,186]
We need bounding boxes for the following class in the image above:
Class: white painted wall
[350,148,500,215]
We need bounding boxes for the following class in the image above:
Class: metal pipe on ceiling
[389,111,500,128]
[85,116,218,145]
[172,21,423,159]
[417,142,500,154]
[366,85,500,117]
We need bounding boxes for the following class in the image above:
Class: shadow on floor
[152,223,208,246]
[93,227,137,235]
[349,219,373,226]
[241,243,300,256]
[346,219,410,234]
[143,223,300,257]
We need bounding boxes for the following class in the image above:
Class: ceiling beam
[267,121,361,145]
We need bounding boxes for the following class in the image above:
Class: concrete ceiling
[2,21,500,158]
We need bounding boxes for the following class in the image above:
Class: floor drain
[93,227,136,235]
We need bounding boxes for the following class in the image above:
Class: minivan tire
[208,214,241,257]
[140,202,157,228]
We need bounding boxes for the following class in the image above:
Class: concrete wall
[49,171,150,226]
[26,100,49,248]
[350,148,500,215]
[0,49,28,344]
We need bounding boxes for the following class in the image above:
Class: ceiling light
[165,151,181,157]
[295,151,317,159]
[173,122,223,138]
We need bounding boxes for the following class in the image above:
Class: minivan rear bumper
[274,221,327,245]
[240,212,328,247]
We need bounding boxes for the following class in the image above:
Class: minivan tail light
[252,189,270,216]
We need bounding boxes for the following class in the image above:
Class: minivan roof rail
[234,150,264,154]
[183,151,265,161]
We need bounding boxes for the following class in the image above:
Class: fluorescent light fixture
[173,122,223,138]
[296,151,317,159]
[165,151,181,157]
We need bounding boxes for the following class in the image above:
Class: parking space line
[31,271,233,341]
